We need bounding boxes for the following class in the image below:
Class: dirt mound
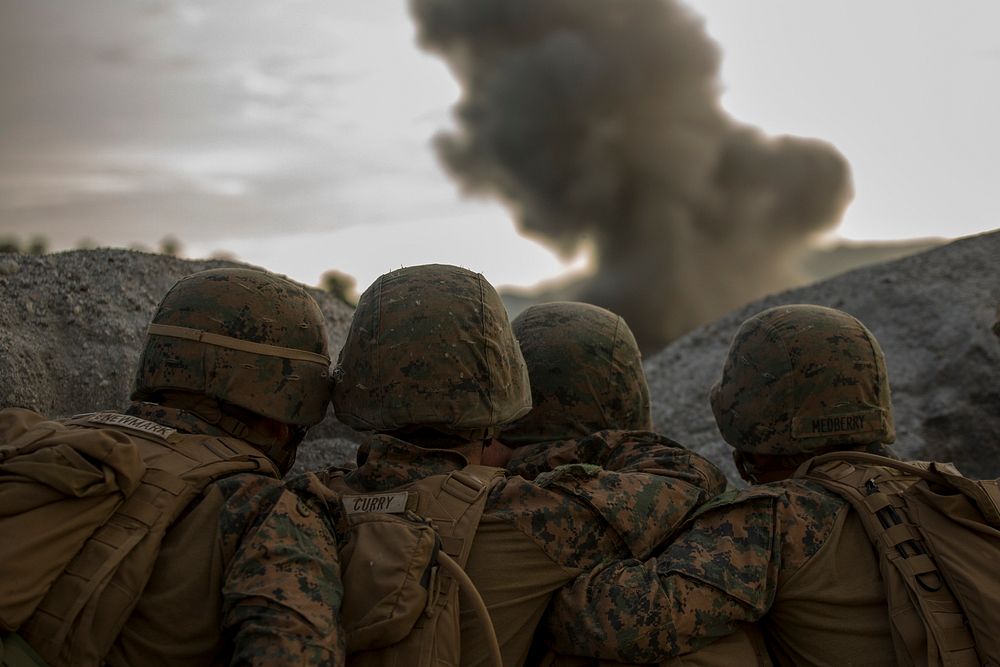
[0,248,361,472]
[645,230,1000,483]
[4,233,999,483]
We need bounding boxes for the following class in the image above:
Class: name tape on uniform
[342,492,410,515]
[792,410,884,439]
[87,412,177,440]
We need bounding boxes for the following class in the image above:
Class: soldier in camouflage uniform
[501,302,770,667]
[0,268,343,666]
[537,304,901,665]
[292,265,725,666]
[500,301,653,450]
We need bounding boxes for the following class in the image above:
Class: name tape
[792,410,884,439]
[342,492,409,515]
[87,412,177,440]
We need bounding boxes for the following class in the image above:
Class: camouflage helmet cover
[132,268,332,427]
[332,264,532,434]
[711,304,895,456]
[501,301,652,447]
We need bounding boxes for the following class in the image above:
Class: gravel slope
[4,233,998,483]
[644,230,1000,482]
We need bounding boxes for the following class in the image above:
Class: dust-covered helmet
[132,268,332,428]
[501,301,651,447]
[711,304,894,456]
[332,264,531,437]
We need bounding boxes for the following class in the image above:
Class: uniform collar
[125,401,231,437]
[348,434,471,492]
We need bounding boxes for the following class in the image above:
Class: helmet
[501,301,651,447]
[132,268,332,428]
[332,264,531,437]
[710,304,894,456]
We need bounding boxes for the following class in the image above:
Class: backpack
[320,464,506,667]
[795,450,1000,667]
[0,407,278,667]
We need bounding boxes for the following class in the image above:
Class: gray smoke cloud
[410,0,852,352]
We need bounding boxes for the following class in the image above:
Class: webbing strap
[881,522,920,550]
[862,492,894,514]
[412,465,505,601]
[24,470,185,651]
[20,427,275,665]
[798,454,979,666]
[146,323,330,366]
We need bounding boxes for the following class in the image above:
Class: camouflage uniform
[4,268,344,667]
[314,266,727,666]
[539,305,899,665]
[500,302,652,448]
[502,302,767,667]
[316,430,723,666]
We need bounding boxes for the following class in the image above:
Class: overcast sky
[0,0,997,289]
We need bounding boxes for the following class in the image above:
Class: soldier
[502,301,769,667]
[502,300,721,507]
[303,265,727,666]
[0,268,342,667]
[541,304,904,664]
[501,300,653,450]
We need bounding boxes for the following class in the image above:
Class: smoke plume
[410,0,852,352]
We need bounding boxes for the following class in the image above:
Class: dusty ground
[3,233,998,482]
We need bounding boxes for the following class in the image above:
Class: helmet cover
[501,301,651,446]
[711,304,894,456]
[332,264,531,434]
[132,268,332,427]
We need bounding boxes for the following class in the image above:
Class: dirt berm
[2,232,998,482]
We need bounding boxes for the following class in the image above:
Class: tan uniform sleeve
[220,477,344,666]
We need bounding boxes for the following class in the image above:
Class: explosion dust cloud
[410,0,853,352]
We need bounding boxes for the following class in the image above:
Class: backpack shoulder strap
[794,453,979,666]
[410,465,505,667]
[410,465,506,568]
[20,417,278,666]
[339,465,505,667]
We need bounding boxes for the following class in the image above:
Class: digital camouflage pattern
[507,429,724,491]
[219,472,344,667]
[306,432,727,665]
[133,268,332,429]
[500,302,652,447]
[507,430,726,559]
[542,479,854,663]
[710,304,895,456]
[529,305,905,664]
[332,264,531,436]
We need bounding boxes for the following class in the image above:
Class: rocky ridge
[2,232,998,483]
[646,230,1000,482]
[0,249,361,473]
